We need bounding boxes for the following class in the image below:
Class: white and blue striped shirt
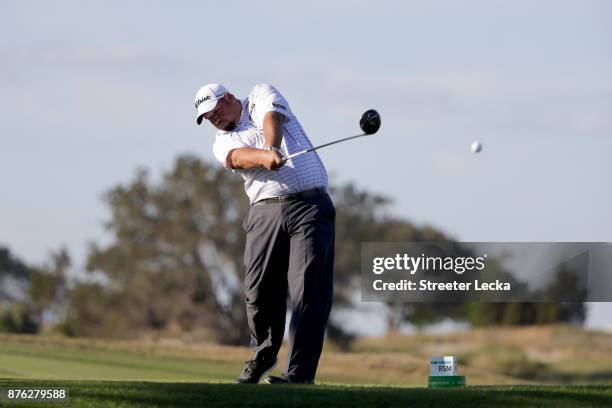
[212,83,328,204]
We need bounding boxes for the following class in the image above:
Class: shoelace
[243,360,258,375]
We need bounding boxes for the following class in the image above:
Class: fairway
[1,328,611,406]
[0,380,611,408]
[0,339,238,382]
[3,326,612,385]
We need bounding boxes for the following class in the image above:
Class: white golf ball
[470,141,482,153]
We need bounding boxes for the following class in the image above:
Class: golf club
[281,109,381,162]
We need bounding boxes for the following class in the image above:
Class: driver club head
[359,109,381,135]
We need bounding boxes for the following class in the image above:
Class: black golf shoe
[234,357,278,384]
[265,374,314,385]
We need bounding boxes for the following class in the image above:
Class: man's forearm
[228,147,276,170]
[227,147,269,169]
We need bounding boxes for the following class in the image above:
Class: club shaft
[284,133,367,161]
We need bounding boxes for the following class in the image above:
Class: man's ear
[226,92,241,112]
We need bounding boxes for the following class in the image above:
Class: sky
[1,0,611,329]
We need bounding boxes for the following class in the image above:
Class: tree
[77,156,250,343]
[463,266,587,327]
[0,245,68,333]
[68,157,465,347]
[29,248,70,329]
[1,245,37,333]
[67,155,586,347]
[328,185,462,338]
[0,245,30,302]
[70,156,447,345]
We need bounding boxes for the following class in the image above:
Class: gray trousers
[242,190,335,382]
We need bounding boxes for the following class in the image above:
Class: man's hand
[262,150,285,171]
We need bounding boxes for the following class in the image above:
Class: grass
[0,341,237,382]
[0,380,610,408]
[1,326,611,406]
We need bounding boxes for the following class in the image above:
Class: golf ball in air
[470,141,482,153]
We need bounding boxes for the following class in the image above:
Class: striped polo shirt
[212,83,328,204]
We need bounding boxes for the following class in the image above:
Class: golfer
[194,83,335,384]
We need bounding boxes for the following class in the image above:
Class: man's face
[202,94,238,131]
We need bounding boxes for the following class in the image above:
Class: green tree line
[0,155,585,348]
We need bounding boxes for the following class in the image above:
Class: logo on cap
[195,95,211,109]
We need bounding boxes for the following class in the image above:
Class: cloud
[0,44,195,83]
[0,43,203,127]
[290,64,612,138]
[2,43,611,140]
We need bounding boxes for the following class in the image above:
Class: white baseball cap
[194,83,227,125]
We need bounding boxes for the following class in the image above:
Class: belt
[251,187,327,206]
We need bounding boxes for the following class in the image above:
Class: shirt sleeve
[213,133,248,168]
[249,83,293,129]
